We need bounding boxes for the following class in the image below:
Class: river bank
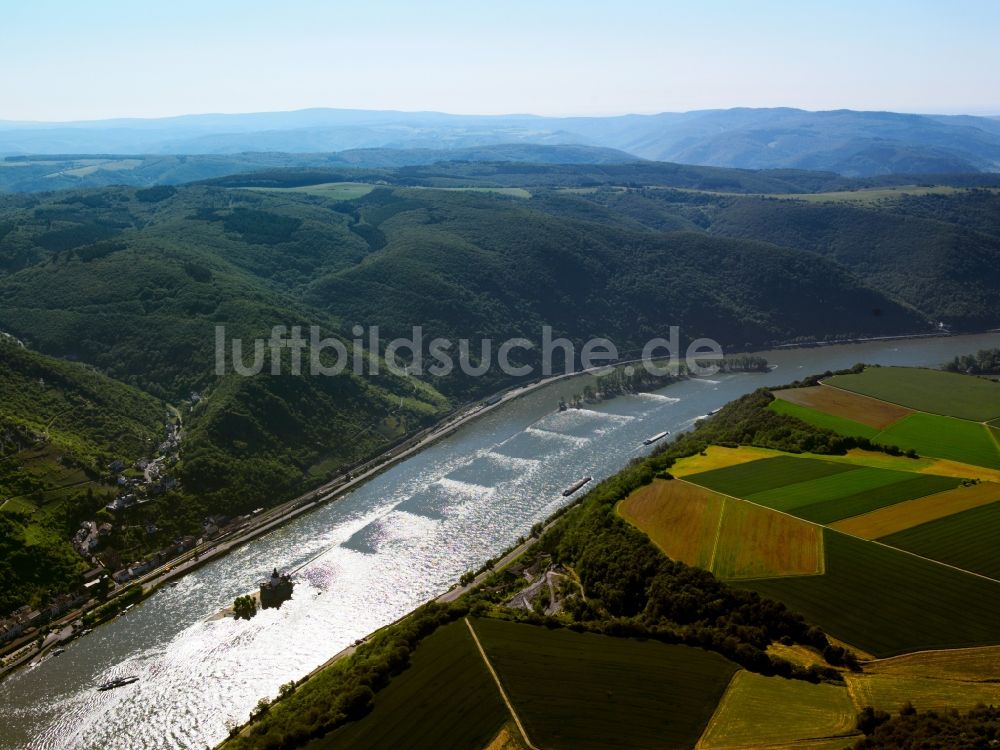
[4,332,999,750]
[0,333,980,680]
[0,360,631,682]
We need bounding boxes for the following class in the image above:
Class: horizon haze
[4,0,1000,121]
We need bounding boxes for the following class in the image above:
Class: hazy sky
[4,0,999,121]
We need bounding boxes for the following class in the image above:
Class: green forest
[2,162,1000,615]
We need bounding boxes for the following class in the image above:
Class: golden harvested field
[812,449,934,471]
[619,479,823,579]
[617,480,723,569]
[846,673,1000,713]
[738,740,863,750]
[670,446,786,476]
[712,497,824,579]
[919,457,1000,483]
[847,645,1000,713]
[774,385,912,429]
[863,646,1000,682]
[766,643,828,670]
[483,723,529,750]
[830,482,1000,539]
[671,445,983,478]
[698,670,857,749]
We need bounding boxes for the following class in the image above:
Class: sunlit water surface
[2,333,997,750]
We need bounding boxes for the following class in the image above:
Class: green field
[699,670,857,748]
[314,621,508,750]
[472,617,737,750]
[246,182,376,200]
[874,413,1000,469]
[745,469,961,524]
[768,185,981,204]
[429,186,532,198]
[880,502,1000,581]
[769,398,880,438]
[738,530,1000,657]
[825,367,1000,421]
[688,456,960,524]
[686,456,860,497]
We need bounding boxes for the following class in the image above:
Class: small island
[214,569,295,622]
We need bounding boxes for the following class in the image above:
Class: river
[2,332,998,750]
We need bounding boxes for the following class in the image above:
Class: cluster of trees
[216,207,303,246]
[708,197,1000,331]
[233,595,257,620]
[854,703,1000,748]
[945,348,1000,375]
[716,355,770,372]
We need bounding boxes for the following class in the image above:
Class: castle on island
[259,568,294,609]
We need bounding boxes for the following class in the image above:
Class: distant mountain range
[3,107,1000,176]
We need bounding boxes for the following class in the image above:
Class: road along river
[1,332,997,750]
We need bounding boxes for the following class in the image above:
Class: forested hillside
[0,340,163,612]
[2,162,999,614]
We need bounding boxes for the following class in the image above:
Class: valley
[210,359,1000,750]
[6,5,1000,749]
[1,335,997,750]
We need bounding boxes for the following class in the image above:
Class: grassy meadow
[874,413,1000,469]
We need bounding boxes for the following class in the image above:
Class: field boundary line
[828,482,982,527]
[988,423,1000,454]
[817,522,826,575]
[819,381,984,425]
[679,478,1000,586]
[707,497,727,574]
[725,571,824,583]
[862,643,1000,666]
[852,531,1000,585]
[817,381,918,424]
[694,669,741,750]
[843,673,864,712]
[464,618,541,750]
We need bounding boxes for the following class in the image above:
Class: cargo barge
[562,476,592,496]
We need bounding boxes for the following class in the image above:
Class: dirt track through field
[465,618,540,750]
